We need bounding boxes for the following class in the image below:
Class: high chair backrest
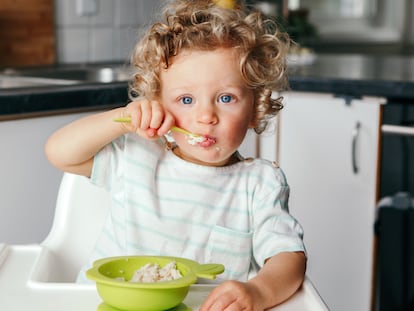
[41,172,110,280]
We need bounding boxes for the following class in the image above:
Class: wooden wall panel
[0,0,55,67]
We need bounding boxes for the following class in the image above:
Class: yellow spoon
[113,117,203,139]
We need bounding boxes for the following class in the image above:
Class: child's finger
[138,99,152,130]
[157,112,175,137]
[146,128,158,138]
[121,101,142,129]
[149,100,165,130]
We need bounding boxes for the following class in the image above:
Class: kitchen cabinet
[0,111,97,244]
[277,91,384,311]
[239,118,278,160]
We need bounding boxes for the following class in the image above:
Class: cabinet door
[0,112,96,244]
[239,118,279,161]
[278,91,383,311]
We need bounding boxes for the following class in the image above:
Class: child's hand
[120,98,174,139]
[200,280,265,311]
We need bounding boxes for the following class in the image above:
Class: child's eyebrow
[165,87,194,95]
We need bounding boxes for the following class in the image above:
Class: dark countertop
[1,53,414,120]
[288,54,414,100]
[0,82,128,120]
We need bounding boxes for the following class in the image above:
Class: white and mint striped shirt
[77,133,305,282]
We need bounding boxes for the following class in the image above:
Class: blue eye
[180,96,193,105]
[219,95,233,103]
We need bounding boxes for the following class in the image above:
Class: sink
[15,66,133,83]
[0,64,133,89]
[0,75,79,89]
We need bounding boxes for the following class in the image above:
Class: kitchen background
[2,0,414,67]
[1,1,414,310]
[0,0,161,67]
[0,0,166,246]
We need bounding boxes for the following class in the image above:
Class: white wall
[54,0,162,63]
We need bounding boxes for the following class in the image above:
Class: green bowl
[86,256,224,311]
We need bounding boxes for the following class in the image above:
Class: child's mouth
[186,134,216,147]
[198,135,216,147]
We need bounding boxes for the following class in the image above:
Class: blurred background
[1,0,413,67]
[1,1,413,311]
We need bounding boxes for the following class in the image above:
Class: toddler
[45,0,306,310]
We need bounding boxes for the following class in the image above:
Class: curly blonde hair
[130,0,290,134]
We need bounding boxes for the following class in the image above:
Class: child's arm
[45,99,174,177]
[200,251,306,311]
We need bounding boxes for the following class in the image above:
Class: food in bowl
[116,261,182,283]
[86,255,224,311]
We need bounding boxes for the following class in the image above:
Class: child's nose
[196,102,218,125]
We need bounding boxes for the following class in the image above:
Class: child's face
[159,48,255,166]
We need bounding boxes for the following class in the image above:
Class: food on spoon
[187,134,206,145]
[187,134,216,147]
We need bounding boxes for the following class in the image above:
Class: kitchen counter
[288,54,414,100]
[1,53,414,120]
[0,82,128,120]
[0,62,130,120]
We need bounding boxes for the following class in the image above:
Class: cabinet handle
[382,124,414,137]
[352,121,361,174]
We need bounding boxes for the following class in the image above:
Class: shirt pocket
[206,225,253,281]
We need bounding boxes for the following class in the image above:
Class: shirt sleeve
[252,168,306,266]
[90,135,126,191]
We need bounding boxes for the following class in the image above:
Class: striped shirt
[77,134,305,282]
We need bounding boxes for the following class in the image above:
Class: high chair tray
[0,245,328,311]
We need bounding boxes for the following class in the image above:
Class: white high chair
[41,172,329,310]
[41,172,110,282]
